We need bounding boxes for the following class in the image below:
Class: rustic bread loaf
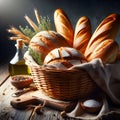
[44,47,87,69]
[73,16,92,54]
[29,30,69,64]
[85,13,120,58]
[86,39,119,63]
[54,8,74,47]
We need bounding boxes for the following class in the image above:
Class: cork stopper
[17,39,23,48]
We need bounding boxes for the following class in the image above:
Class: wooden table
[0,63,120,120]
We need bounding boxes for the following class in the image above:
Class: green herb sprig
[19,25,37,39]
[38,16,52,31]
[29,47,43,65]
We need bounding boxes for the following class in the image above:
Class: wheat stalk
[9,36,21,40]
[24,15,39,31]
[7,9,52,45]
[8,27,30,42]
[9,37,30,44]
[34,9,41,24]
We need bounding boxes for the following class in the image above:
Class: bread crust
[73,16,92,54]
[44,47,87,68]
[29,30,69,61]
[86,39,119,63]
[54,8,74,46]
[85,13,120,58]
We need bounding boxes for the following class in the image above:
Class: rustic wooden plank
[0,77,33,120]
[10,109,33,120]
[0,75,77,120]
[9,90,76,120]
[30,107,69,120]
[0,63,9,86]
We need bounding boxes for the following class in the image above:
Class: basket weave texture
[25,53,97,101]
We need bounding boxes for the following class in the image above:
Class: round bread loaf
[29,30,69,65]
[86,39,119,63]
[44,47,87,69]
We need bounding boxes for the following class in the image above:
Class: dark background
[1,0,120,63]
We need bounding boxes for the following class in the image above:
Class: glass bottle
[9,39,30,76]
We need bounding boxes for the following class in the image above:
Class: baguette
[73,16,92,54]
[54,8,74,46]
[86,39,119,63]
[85,13,120,58]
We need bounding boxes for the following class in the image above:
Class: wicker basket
[25,52,97,101]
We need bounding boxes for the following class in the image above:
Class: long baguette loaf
[85,13,120,58]
[54,8,74,47]
[86,39,119,63]
[73,16,92,54]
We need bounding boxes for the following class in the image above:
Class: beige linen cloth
[67,58,120,119]
[69,58,120,105]
[24,51,120,120]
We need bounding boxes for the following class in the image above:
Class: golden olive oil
[9,63,31,76]
[9,39,30,76]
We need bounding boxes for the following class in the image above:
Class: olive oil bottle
[9,39,30,76]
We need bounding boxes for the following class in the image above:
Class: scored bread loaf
[86,39,119,63]
[85,13,120,58]
[54,8,74,47]
[44,47,87,69]
[29,30,69,64]
[73,16,92,54]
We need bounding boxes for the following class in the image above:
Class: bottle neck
[17,39,23,48]
[10,40,24,64]
[16,45,24,60]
